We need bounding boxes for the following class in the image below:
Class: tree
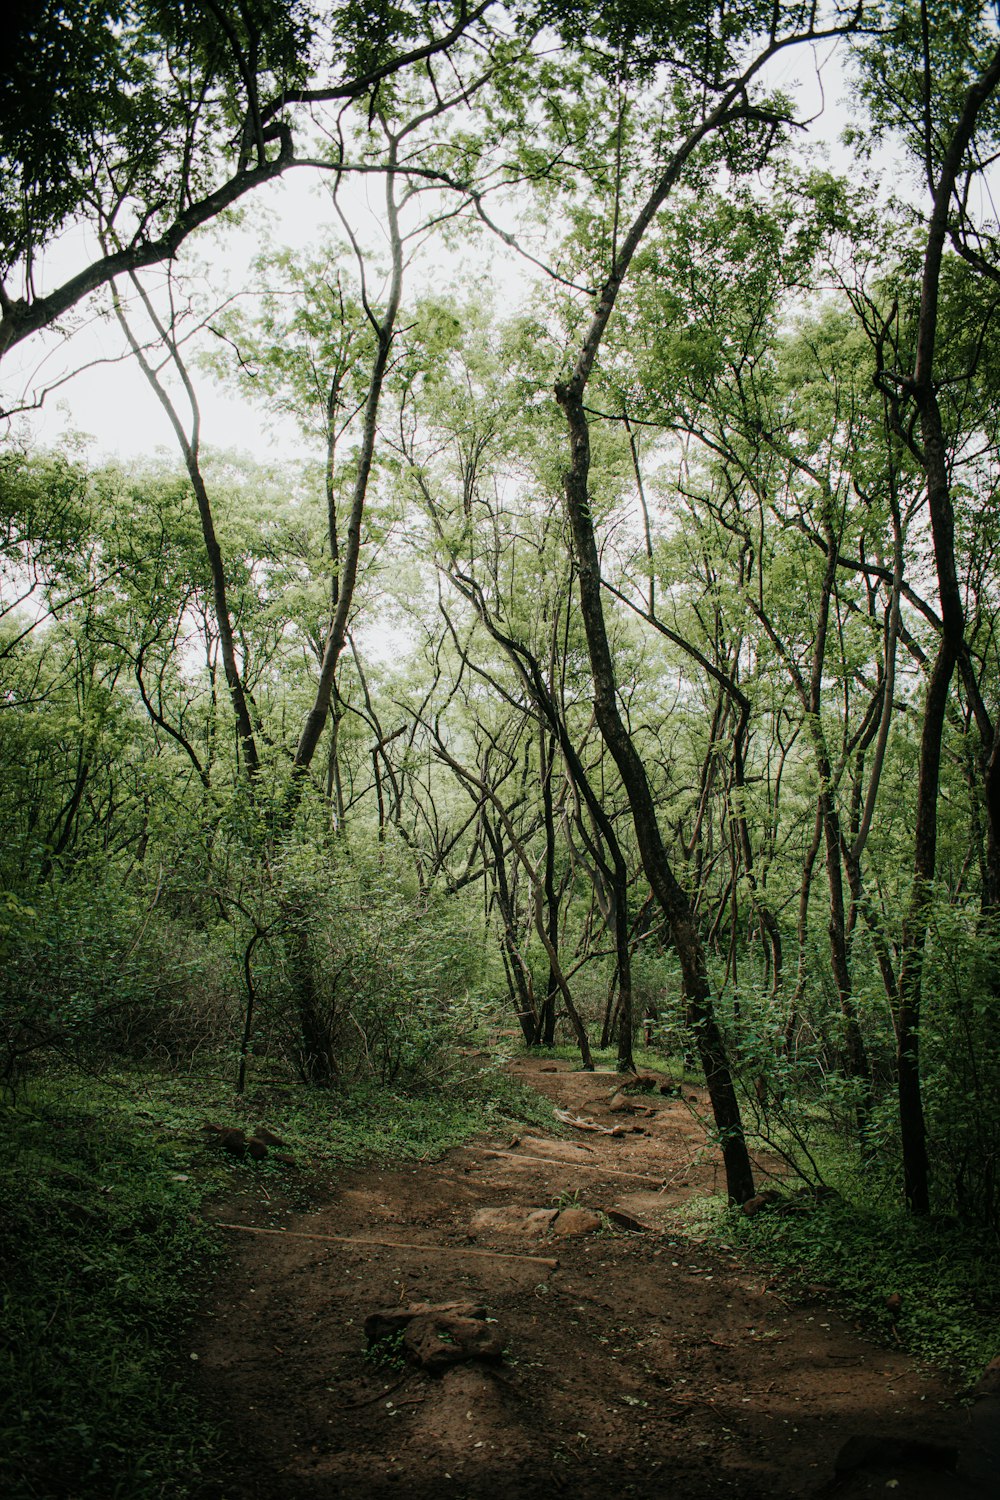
[853,0,1000,1212]
[0,1,497,363]
[546,1,867,1202]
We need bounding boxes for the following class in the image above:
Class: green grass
[0,1054,550,1499]
[686,1188,1000,1384]
[501,1040,696,1079]
[102,1052,555,1165]
[0,1086,219,1500]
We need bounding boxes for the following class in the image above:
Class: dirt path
[192,1058,991,1499]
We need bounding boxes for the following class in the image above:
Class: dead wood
[553,1107,627,1136]
[483,1148,666,1185]
[214,1222,559,1268]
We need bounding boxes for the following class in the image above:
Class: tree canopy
[3,0,1000,1236]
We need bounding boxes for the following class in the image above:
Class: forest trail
[192,1057,992,1499]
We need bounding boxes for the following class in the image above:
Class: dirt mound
[191,1057,989,1499]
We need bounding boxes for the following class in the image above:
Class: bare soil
[191,1057,992,1499]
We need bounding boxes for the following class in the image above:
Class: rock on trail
[190,1056,993,1499]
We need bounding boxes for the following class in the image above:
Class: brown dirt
[191,1057,991,1499]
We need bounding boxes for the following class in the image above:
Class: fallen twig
[483,1148,667,1185]
[553,1108,627,1136]
[336,1372,416,1410]
[214,1222,560,1268]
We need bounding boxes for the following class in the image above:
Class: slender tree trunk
[984,734,1000,912]
[613,877,636,1073]
[788,805,823,1054]
[556,377,754,1201]
[434,545,638,1067]
[437,738,595,1069]
[113,274,261,779]
[541,67,800,1198]
[539,727,560,1046]
[288,920,339,1087]
[892,43,1000,1213]
[731,698,783,994]
[482,815,537,1043]
[613,590,783,995]
[294,154,404,776]
[809,518,871,1103]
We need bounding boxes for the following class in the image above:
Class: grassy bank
[0,1057,548,1499]
[688,1181,1000,1384]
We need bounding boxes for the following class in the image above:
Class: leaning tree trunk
[541,67,790,1203]
[557,377,754,1203]
[892,43,1000,1214]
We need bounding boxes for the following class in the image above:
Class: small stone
[625,1073,661,1091]
[365,1301,485,1345]
[402,1311,504,1374]
[606,1209,652,1233]
[552,1208,602,1236]
[608,1094,651,1115]
[525,1208,560,1233]
[518,1135,595,1162]
[469,1206,558,1236]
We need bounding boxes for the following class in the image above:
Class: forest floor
[191,1055,996,1499]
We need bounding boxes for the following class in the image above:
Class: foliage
[920,904,1000,1230]
[699,1188,1000,1382]
[0,0,312,274]
[207,822,498,1091]
[0,869,236,1082]
[0,1053,550,1500]
[0,1081,219,1500]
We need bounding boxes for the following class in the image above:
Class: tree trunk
[556,377,754,1202]
[294,146,404,778]
[891,42,1000,1213]
[539,727,560,1047]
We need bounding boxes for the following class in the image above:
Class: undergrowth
[0,1055,547,1499]
[508,1041,697,1080]
[687,1191,1000,1384]
[0,1086,218,1500]
[109,1053,554,1166]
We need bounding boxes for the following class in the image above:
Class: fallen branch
[553,1108,627,1136]
[483,1149,669,1185]
[336,1372,416,1410]
[214,1222,560,1268]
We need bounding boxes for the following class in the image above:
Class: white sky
[2,160,543,466]
[0,41,891,469]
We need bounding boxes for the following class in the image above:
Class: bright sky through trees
[3,34,864,462]
[4,0,1000,1228]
